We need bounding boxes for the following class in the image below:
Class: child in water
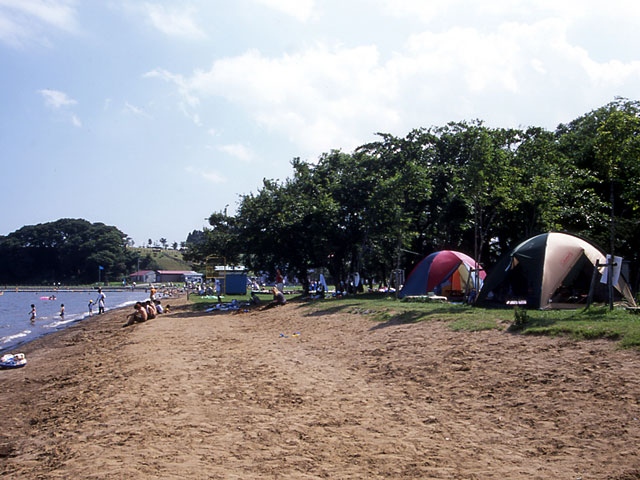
[29,304,36,322]
[60,304,65,318]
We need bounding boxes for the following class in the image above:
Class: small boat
[0,353,27,369]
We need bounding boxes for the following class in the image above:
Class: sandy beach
[1,295,639,479]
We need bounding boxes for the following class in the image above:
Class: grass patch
[184,290,640,349]
[188,291,276,308]
[303,293,510,331]
[506,305,640,348]
[296,293,640,349]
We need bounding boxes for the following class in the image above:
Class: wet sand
[1,296,639,479]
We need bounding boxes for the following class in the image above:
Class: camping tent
[476,232,636,309]
[398,250,485,300]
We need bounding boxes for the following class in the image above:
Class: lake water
[0,290,151,353]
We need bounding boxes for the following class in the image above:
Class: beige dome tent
[477,232,636,309]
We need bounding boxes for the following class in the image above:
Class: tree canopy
[0,218,135,284]
[185,98,640,292]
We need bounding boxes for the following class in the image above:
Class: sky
[2,0,640,248]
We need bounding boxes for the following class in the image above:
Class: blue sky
[2,0,640,247]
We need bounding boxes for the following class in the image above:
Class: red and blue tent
[398,250,485,299]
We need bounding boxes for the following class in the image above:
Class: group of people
[122,298,167,327]
[27,287,174,327]
[29,287,106,323]
[86,288,106,316]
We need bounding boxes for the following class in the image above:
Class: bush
[511,306,530,330]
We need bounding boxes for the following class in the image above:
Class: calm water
[0,290,151,353]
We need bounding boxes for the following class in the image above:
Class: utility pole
[608,179,615,311]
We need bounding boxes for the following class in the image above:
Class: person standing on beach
[275,269,284,293]
[96,288,106,314]
[88,299,94,316]
[215,278,222,303]
[29,304,36,323]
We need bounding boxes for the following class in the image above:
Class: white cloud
[145,68,204,125]
[376,0,450,23]
[144,69,200,107]
[218,143,255,162]
[124,101,152,119]
[254,0,315,22]
[38,88,81,127]
[39,88,77,108]
[145,1,640,159]
[0,0,78,47]
[142,3,205,39]
[377,0,640,25]
[179,102,201,126]
[186,166,227,184]
[150,44,399,156]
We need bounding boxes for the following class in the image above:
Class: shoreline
[9,293,190,357]
[0,290,169,355]
[1,286,167,293]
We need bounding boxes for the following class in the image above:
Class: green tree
[0,219,134,284]
[356,130,437,284]
[234,157,339,291]
[428,121,522,267]
[594,108,640,273]
[194,98,640,295]
[556,98,640,287]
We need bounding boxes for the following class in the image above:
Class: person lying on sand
[123,302,147,327]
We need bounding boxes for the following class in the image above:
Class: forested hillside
[0,219,133,284]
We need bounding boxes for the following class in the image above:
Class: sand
[1,295,639,479]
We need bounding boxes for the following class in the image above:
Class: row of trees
[143,238,185,250]
[186,98,640,293]
[0,219,158,284]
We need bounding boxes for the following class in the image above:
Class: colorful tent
[398,250,485,299]
[476,232,636,309]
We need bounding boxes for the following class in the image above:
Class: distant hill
[134,248,194,271]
